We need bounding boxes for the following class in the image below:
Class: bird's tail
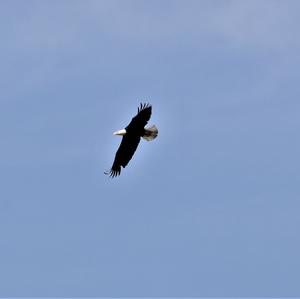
[142,125,158,141]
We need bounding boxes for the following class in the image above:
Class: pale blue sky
[1,0,300,297]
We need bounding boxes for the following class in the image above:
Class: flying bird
[105,103,158,177]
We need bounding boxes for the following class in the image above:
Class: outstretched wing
[126,103,152,130]
[105,135,141,177]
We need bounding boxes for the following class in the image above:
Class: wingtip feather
[138,102,152,113]
[104,168,121,178]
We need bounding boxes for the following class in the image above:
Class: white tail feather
[142,125,158,141]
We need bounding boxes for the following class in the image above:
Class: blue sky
[1,0,300,297]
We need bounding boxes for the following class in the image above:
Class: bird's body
[105,103,158,177]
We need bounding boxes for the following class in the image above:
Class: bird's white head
[113,128,127,136]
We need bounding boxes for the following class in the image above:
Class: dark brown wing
[105,134,141,177]
[126,103,152,131]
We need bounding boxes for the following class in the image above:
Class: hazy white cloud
[1,0,299,103]
[2,0,300,53]
[211,0,300,50]
[83,0,300,51]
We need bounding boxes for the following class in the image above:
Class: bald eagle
[105,103,158,177]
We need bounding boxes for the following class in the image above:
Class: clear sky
[1,0,300,297]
